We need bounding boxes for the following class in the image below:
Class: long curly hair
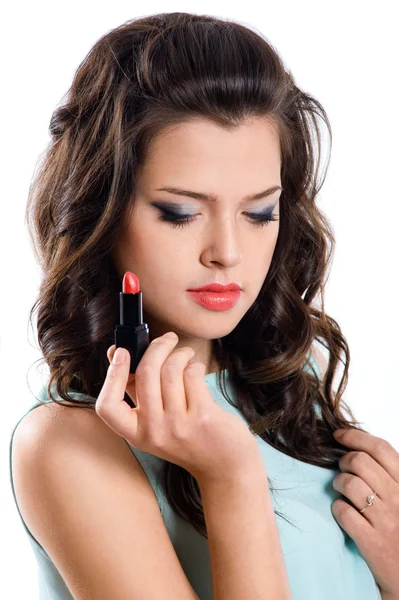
[26,11,364,539]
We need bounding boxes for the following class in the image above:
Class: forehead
[140,118,281,186]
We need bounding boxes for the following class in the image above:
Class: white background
[1,1,398,598]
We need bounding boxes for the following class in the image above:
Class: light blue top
[9,356,381,599]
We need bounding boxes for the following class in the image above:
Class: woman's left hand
[331,427,399,597]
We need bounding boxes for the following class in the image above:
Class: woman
[9,12,399,600]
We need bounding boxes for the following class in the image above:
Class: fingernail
[113,348,126,364]
[165,332,178,339]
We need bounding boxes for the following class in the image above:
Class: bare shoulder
[14,397,113,438]
[11,400,199,599]
[11,398,151,496]
[13,399,128,451]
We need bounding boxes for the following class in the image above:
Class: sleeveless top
[9,356,381,600]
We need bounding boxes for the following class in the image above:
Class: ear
[310,343,328,379]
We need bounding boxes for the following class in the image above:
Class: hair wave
[26,12,365,538]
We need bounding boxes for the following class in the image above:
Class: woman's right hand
[95,331,260,486]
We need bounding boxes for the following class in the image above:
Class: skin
[112,117,282,375]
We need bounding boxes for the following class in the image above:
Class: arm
[199,449,292,600]
[11,403,200,600]
[13,402,290,599]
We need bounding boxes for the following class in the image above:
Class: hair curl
[26,11,365,539]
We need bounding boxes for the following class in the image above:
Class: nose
[200,217,243,268]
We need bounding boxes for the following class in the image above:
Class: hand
[332,427,399,597]
[95,332,259,486]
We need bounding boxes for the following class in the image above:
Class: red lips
[188,283,241,292]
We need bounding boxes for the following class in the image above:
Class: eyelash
[157,210,279,229]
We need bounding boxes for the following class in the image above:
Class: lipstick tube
[114,272,150,373]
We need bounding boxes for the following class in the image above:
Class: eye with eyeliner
[150,202,279,229]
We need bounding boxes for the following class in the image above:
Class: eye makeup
[150,201,279,230]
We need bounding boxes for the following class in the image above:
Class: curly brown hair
[25,11,365,539]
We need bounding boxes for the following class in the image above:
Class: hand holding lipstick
[95,332,261,486]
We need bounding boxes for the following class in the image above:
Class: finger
[334,429,399,483]
[338,451,397,502]
[332,473,387,527]
[331,498,374,552]
[160,347,197,414]
[108,345,137,405]
[134,332,180,419]
[95,347,140,442]
[107,344,116,364]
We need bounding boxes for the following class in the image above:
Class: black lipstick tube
[114,289,150,374]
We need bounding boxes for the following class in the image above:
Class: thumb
[96,346,138,439]
[108,344,127,365]
[112,347,129,365]
[107,345,137,404]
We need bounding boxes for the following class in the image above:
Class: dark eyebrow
[154,185,283,202]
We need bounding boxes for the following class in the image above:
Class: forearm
[198,452,292,600]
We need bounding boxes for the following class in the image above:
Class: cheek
[112,222,158,281]
[246,227,279,287]
[266,222,280,254]
[270,225,280,253]
[254,224,279,260]
[135,228,190,268]
[125,225,190,295]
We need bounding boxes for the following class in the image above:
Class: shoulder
[13,398,129,445]
[12,400,117,455]
[10,403,199,600]
[11,399,149,500]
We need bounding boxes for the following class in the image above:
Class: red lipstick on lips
[114,271,150,374]
[187,282,241,311]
